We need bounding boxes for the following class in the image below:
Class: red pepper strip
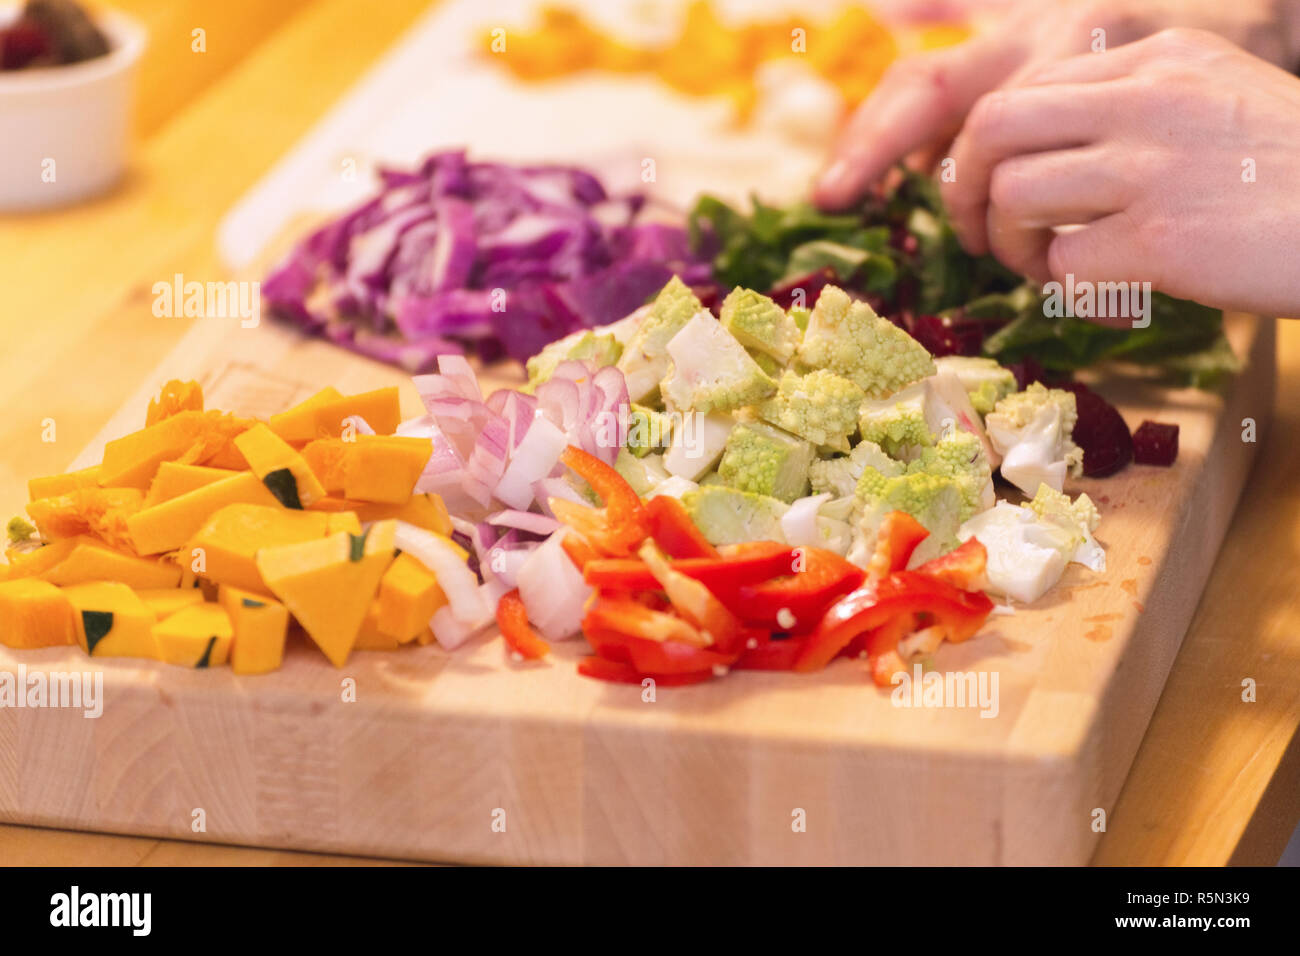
[795,571,993,673]
[842,612,914,660]
[733,546,865,631]
[495,588,550,660]
[583,541,795,597]
[866,511,930,579]
[560,529,602,571]
[577,656,715,686]
[584,598,711,647]
[914,538,988,592]
[586,627,740,675]
[637,540,742,652]
[559,446,649,555]
[734,635,806,671]
[644,494,719,559]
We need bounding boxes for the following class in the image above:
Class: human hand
[813,0,1300,210]
[940,28,1300,318]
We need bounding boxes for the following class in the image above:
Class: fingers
[942,82,1118,254]
[813,36,1022,210]
[1046,209,1166,327]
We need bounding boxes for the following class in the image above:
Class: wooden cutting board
[0,309,1274,865]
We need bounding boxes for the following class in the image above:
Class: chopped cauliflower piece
[855,469,967,565]
[957,502,1070,603]
[795,285,934,398]
[525,329,622,389]
[614,449,669,497]
[660,311,777,413]
[758,369,865,450]
[906,429,994,517]
[857,381,933,457]
[663,410,735,480]
[1026,483,1105,571]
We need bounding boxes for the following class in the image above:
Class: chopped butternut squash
[310,492,452,537]
[267,386,342,443]
[313,387,402,437]
[255,520,397,668]
[64,582,157,660]
[27,465,101,501]
[127,471,279,555]
[299,435,431,504]
[27,487,144,550]
[152,602,233,668]
[136,587,205,620]
[143,462,239,506]
[218,585,289,675]
[375,552,447,642]
[0,579,77,648]
[38,537,181,589]
[353,601,403,651]
[233,423,326,508]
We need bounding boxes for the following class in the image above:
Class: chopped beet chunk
[1061,383,1133,477]
[767,268,838,311]
[908,313,984,357]
[1132,421,1179,466]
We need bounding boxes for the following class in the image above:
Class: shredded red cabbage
[262,150,710,369]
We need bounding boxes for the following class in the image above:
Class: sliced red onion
[487,510,559,536]
[394,520,488,625]
[493,415,568,510]
[516,531,592,641]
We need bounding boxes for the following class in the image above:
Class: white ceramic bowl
[0,6,146,210]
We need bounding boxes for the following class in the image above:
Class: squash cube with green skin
[616,276,704,403]
[152,602,233,668]
[795,285,935,398]
[758,369,865,451]
[219,585,289,675]
[660,312,776,413]
[719,288,802,364]
[716,422,814,503]
[681,485,790,546]
[234,422,326,508]
[0,579,77,649]
[64,581,157,660]
[255,520,397,668]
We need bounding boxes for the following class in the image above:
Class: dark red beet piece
[1132,421,1179,466]
[0,19,53,70]
[909,312,984,357]
[1006,355,1047,390]
[768,268,837,311]
[1060,382,1133,477]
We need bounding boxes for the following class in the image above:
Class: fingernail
[816,159,851,194]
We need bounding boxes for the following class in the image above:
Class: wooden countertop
[1,0,1297,866]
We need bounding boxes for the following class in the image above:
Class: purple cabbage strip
[263,149,708,367]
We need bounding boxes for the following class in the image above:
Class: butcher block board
[0,310,1274,865]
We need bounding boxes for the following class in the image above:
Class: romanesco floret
[626,403,673,457]
[660,311,777,413]
[616,276,703,403]
[749,349,783,377]
[716,421,814,503]
[857,381,933,457]
[681,485,789,546]
[758,369,865,451]
[614,448,670,496]
[986,383,1084,477]
[1027,483,1100,532]
[906,429,993,520]
[856,470,967,562]
[795,285,935,398]
[719,288,803,364]
[809,440,904,498]
[933,355,1016,415]
[789,305,811,332]
[524,329,623,389]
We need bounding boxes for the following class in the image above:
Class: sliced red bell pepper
[584,598,710,647]
[914,537,988,591]
[733,546,865,631]
[866,511,930,578]
[644,493,719,559]
[496,588,550,660]
[560,528,602,571]
[637,540,742,652]
[577,656,715,686]
[734,635,806,671]
[584,626,739,675]
[559,446,649,554]
[583,542,795,597]
[796,571,993,673]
